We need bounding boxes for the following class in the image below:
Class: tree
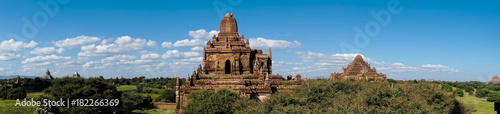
[183,88,240,114]
[6,87,27,99]
[488,91,500,102]
[43,77,121,113]
[120,91,153,111]
[156,88,175,102]
[454,89,464,97]
[464,86,474,92]
[476,88,490,98]
[441,84,453,92]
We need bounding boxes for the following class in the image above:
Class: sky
[0,0,498,81]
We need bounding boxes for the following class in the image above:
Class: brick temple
[175,13,301,113]
[487,75,500,84]
[330,55,387,81]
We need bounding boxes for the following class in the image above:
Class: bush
[156,88,175,102]
[236,79,474,113]
[464,86,474,92]
[454,89,464,97]
[183,88,240,114]
[43,77,121,113]
[6,87,27,99]
[487,91,500,102]
[441,84,453,92]
[476,88,490,98]
[121,91,153,111]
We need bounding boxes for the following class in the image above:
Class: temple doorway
[225,60,231,74]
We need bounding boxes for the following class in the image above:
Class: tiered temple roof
[73,72,81,78]
[330,55,387,81]
[42,69,54,80]
[487,75,500,84]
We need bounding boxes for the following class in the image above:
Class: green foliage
[120,91,153,111]
[156,88,175,102]
[43,77,121,113]
[464,86,474,92]
[454,88,465,97]
[487,91,500,102]
[475,88,490,98]
[441,84,453,92]
[183,88,242,114]
[6,87,27,99]
[236,79,474,114]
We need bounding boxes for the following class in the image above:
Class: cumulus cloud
[0,53,21,61]
[22,55,72,64]
[30,47,65,55]
[173,39,206,47]
[21,55,77,74]
[162,42,173,48]
[147,40,157,47]
[0,39,37,52]
[161,50,200,59]
[53,35,100,48]
[189,29,219,39]
[191,46,204,51]
[249,37,301,50]
[78,36,152,57]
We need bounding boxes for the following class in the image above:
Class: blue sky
[0,0,498,81]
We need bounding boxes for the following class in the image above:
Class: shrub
[183,88,240,114]
[441,84,453,92]
[464,86,474,92]
[6,87,27,99]
[475,88,490,98]
[43,77,121,113]
[487,91,500,102]
[156,88,175,102]
[454,89,464,97]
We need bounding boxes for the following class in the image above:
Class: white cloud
[188,29,219,39]
[140,53,161,60]
[191,46,204,51]
[78,36,152,57]
[0,67,4,72]
[0,53,21,61]
[249,37,301,50]
[30,47,65,55]
[173,39,207,47]
[22,55,72,64]
[147,40,157,47]
[53,35,100,48]
[161,50,200,59]
[278,52,459,76]
[0,39,37,52]
[162,42,173,48]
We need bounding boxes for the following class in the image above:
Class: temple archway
[225,60,231,74]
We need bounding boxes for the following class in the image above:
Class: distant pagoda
[330,55,387,81]
[487,75,500,84]
[42,69,54,80]
[73,72,81,78]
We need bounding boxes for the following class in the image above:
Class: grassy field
[0,100,37,114]
[456,93,495,114]
[116,85,137,91]
[451,87,495,114]
[132,108,175,114]
[26,91,44,99]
